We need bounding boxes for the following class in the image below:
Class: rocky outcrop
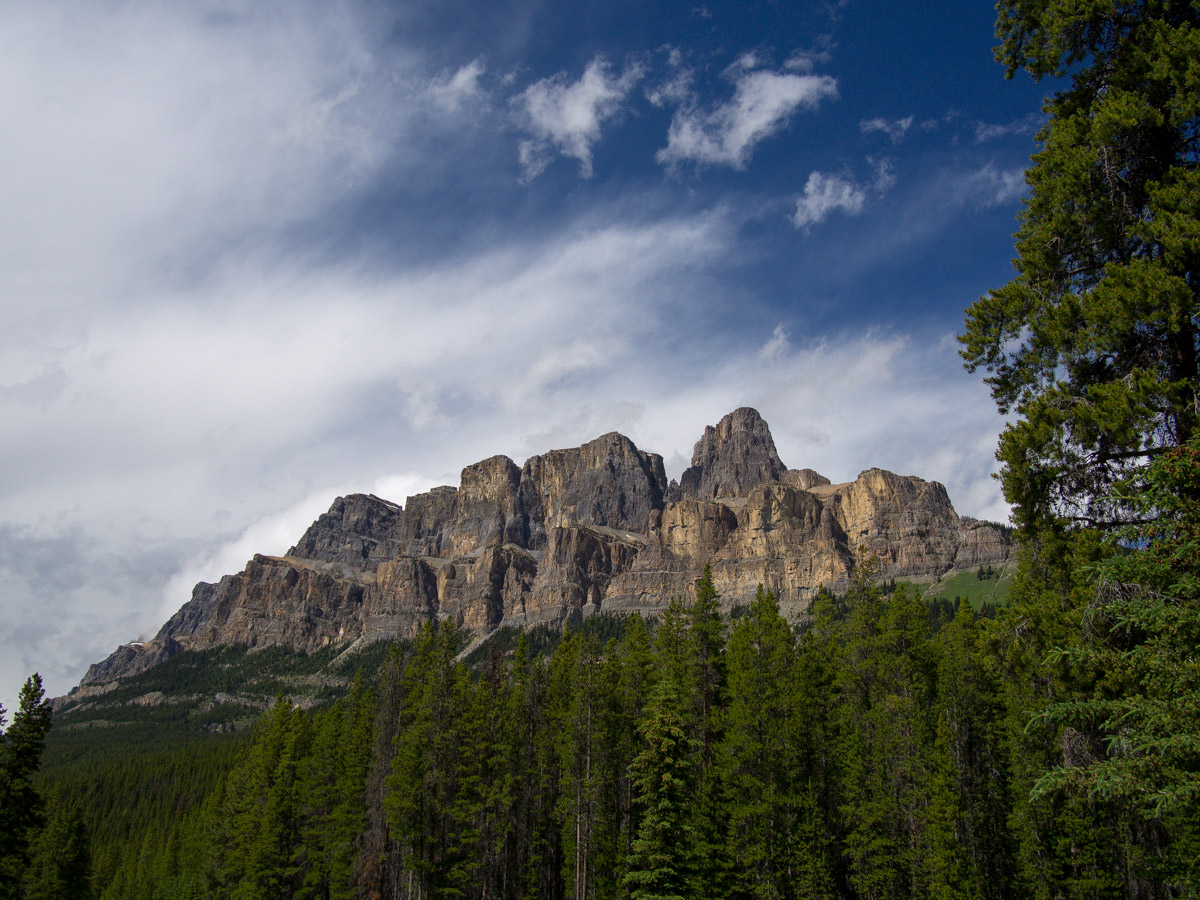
[288,494,405,570]
[674,407,787,500]
[519,432,668,541]
[77,408,1013,689]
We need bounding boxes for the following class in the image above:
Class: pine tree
[0,673,54,900]
[933,602,1016,900]
[689,565,726,772]
[836,579,939,900]
[793,587,846,899]
[985,533,1130,899]
[719,585,805,900]
[298,674,376,900]
[216,695,309,900]
[624,679,698,900]
[1028,436,1200,891]
[960,0,1200,531]
[22,789,92,900]
[386,620,490,898]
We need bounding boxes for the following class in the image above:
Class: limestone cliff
[77,408,1012,688]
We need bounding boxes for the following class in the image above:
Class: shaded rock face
[288,494,405,570]
[675,407,787,500]
[78,409,1013,688]
[520,432,668,543]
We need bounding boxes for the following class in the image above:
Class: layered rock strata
[78,408,1011,688]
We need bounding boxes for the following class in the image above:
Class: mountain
[71,408,1010,694]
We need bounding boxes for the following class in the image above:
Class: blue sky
[0,0,1049,708]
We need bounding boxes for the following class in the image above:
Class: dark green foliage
[0,673,54,900]
[19,545,1200,900]
[461,612,637,669]
[1028,437,1200,892]
[623,679,697,900]
[960,0,1200,531]
[836,576,940,900]
[22,789,91,900]
[718,586,808,900]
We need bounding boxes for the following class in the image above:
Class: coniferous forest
[3,0,1199,897]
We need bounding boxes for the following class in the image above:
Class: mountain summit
[75,409,1010,691]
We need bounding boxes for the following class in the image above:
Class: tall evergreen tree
[386,620,491,899]
[22,789,92,900]
[215,694,310,900]
[719,586,806,900]
[0,673,54,900]
[298,674,376,900]
[624,679,698,900]
[1029,436,1200,892]
[934,602,1016,900]
[985,533,1131,900]
[960,0,1200,531]
[794,586,848,900]
[836,578,940,900]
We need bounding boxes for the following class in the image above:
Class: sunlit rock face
[78,408,1012,686]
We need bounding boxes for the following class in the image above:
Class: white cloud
[0,1,1019,713]
[860,115,914,143]
[961,162,1028,208]
[0,202,736,705]
[974,112,1042,142]
[870,157,897,192]
[429,58,486,111]
[514,57,644,179]
[791,158,899,230]
[759,324,791,361]
[646,68,694,108]
[657,67,838,169]
[0,1,416,306]
[792,172,867,229]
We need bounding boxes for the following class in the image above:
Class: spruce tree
[836,580,939,900]
[0,673,54,899]
[624,679,698,900]
[22,790,92,900]
[934,602,1016,900]
[719,586,805,900]
[1028,437,1200,891]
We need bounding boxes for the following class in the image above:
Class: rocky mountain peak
[71,407,1013,693]
[676,407,788,500]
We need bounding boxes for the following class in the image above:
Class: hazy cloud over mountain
[0,0,1047,709]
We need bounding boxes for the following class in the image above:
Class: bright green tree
[960,0,1200,531]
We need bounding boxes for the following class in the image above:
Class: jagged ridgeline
[69,407,1011,700]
